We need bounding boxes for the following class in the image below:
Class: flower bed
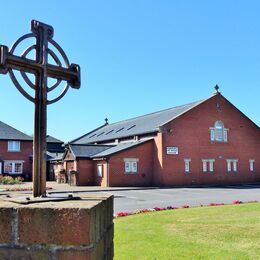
[115,200,259,218]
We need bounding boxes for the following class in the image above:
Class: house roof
[69,144,113,158]
[72,98,206,144]
[91,139,153,158]
[47,135,63,143]
[47,152,64,161]
[0,121,32,141]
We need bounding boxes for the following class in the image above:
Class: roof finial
[214,84,220,94]
[104,118,109,125]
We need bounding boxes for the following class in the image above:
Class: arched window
[210,121,228,142]
[215,121,223,129]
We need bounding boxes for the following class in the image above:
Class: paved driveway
[101,184,260,213]
[1,182,260,214]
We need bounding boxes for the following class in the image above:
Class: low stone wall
[0,194,114,259]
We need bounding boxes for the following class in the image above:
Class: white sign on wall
[166,147,179,155]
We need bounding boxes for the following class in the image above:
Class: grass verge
[114,203,260,259]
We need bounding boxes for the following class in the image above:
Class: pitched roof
[47,135,63,143]
[72,98,206,144]
[46,152,64,161]
[69,144,112,158]
[0,121,32,141]
[91,139,153,158]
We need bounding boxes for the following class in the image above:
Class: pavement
[1,181,260,214]
[0,181,143,193]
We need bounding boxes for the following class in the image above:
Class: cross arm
[0,45,80,88]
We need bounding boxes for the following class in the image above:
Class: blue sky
[0,1,259,142]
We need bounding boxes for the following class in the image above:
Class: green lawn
[114,203,260,260]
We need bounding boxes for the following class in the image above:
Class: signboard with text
[166,147,179,155]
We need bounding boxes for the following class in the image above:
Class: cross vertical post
[0,20,80,197]
[32,21,52,197]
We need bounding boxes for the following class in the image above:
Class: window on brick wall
[202,159,215,172]
[4,160,23,174]
[124,158,139,174]
[8,141,21,152]
[97,164,103,177]
[226,159,238,172]
[210,121,228,143]
[249,159,255,172]
[184,158,191,173]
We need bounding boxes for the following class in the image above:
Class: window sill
[210,141,228,144]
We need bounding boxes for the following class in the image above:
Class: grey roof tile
[47,152,64,161]
[91,139,153,158]
[47,135,63,143]
[70,144,113,158]
[0,121,32,141]
[72,99,206,144]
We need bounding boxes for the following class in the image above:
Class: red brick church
[63,87,260,187]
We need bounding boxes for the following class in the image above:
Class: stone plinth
[0,194,114,260]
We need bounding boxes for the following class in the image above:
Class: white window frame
[226,159,238,173]
[97,164,103,177]
[0,162,2,174]
[4,160,24,174]
[249,159,255,172]
[184,158,191,173]
[125,161,131,173]
[8,141,21,152]
[202,159,215,173]
[124,158,139,174]
[210,121,228,143]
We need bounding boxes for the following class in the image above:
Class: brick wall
[0,140,32,180]
[0,194,114,260]
[77,159,95,185]
[94,160,108,187]
[106,140,154,187]
[160,94,260,185]
[153,132,163,185]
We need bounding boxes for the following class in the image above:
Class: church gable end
[158,92,259,186]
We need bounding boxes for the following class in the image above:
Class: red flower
[209,203,225,206]
[232,200,243,204]
[117,212,129,217]
[154,207,163,211]
[141,209,150,213]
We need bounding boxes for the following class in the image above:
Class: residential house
[0,121,33,180]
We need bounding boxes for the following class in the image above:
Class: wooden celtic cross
[0,20,80,197]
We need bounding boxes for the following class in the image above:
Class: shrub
[1,176,14,184]
[13,176,24,184]
[0,176,24,185]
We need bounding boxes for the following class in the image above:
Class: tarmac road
[103,184,260,213]
[1,182,260,214]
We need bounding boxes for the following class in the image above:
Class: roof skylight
[116,127,124,133]
[105,130,114,135]
[97,132,105,137]
[127,125,136,130]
